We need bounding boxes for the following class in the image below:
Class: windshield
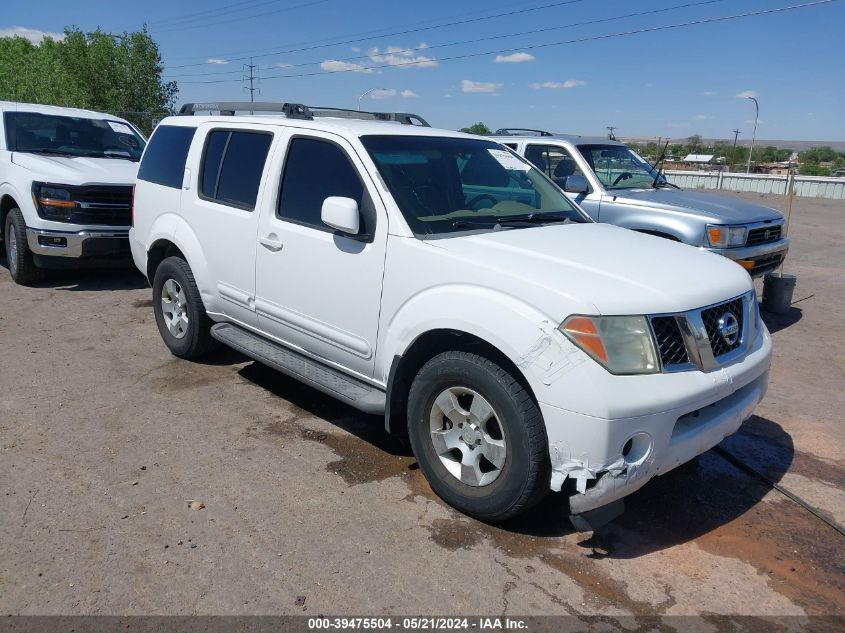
[360,135,588,236]
[577,144,663,190]
[4,111,146,161]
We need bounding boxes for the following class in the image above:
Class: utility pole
[732,129,741,172]
[606,126,617,141]
[243,57,259,112]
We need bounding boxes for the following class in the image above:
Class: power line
[164,0,729,79]
[164,0,587,69]
[151,0,331,34]
[163,0,539,65]
[178,0,839,84]
[119,0,291,31]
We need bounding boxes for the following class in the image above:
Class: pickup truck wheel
[407,351,550,521]
[4,208,44,285]
[152,256,216,359]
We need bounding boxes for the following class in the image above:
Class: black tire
[4,208,44,285]
[407,351,550,521]
[151,256,216,359]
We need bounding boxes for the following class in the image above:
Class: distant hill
[619,137,845,152]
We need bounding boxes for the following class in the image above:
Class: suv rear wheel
[407,351,550,521]
[4,208,43,285]
[152,256,216,359]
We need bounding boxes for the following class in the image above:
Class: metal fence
[665,170,845,200]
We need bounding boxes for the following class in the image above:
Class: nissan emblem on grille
[718,312,740,346]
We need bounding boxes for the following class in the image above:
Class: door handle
[259,235,283,251]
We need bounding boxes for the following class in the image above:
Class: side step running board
[211,323,386,414]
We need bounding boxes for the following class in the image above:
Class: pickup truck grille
[72,186,133,226]
[701,297,745,357]
[651,316,690,367]
[746,225,782,246]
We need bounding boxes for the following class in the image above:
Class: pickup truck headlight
[706,224,747,248]
[32,183,78,221]
[560,315,659,375]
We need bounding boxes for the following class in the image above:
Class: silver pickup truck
[491,129,789,277]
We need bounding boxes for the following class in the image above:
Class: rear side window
[137,125,195,188]
[200,130,272,210]
[278,137,365,230]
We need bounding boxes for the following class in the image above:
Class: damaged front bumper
[539,325,771,522]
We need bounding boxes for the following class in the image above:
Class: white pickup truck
[130,102,771,528]
[0,102,146,284]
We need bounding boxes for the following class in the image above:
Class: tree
[687,134,703,153]
[0,26,177,134]
[459,122,492,135]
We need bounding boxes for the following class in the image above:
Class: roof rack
[493,128,555,137]
[177,102,430,127]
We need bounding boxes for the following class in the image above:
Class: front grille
[701,297,745,357]
[746,225,782,246]
[651,316,690,367]
[72,186,133,226]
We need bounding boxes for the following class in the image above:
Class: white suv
[0,102,146,284]
[130,102,772,528]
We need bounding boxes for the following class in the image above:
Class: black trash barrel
[762,273,796,315]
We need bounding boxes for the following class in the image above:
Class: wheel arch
[1,193,20,240]
[384,328,539,437]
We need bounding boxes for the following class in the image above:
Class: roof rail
[493,128,554,137]
[177,102,430,127]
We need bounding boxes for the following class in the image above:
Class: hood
[11,152,139,185]
[609,188,783,224]
[430,223,753,316]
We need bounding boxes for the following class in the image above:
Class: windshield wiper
[15,148,78,157]
[653,180,680,189]
[495,214,571,226]
[94,150,139,161]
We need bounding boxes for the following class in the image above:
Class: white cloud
[320,59,372,73]
[400,89,418,98]
[736,90,758,99]
[0,26,64,44]
[276,62,292,68]
[370,89,396,99]
[368,43,438,69]
[695,114,713,120]
[529,79,585,89]
[351,46,361,52]
[207,58,229,65]
[494,52,535,63]
[703,91,717,96]
[461,80,502,94]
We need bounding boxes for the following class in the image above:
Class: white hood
[430,223,753,316]
[11,152,139,186]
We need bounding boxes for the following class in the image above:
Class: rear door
[182,123,274,328]
[254,129,387,378]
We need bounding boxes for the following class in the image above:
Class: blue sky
[3,0,843,141]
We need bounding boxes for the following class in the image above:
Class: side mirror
[321,197,360,235]
[564,174,589,194]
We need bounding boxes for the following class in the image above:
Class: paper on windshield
[107,121,134,135]
[487,148,529,171]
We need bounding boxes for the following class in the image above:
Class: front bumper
[540,325,771,515]
[26,227,130,259]
[706,238,790,277]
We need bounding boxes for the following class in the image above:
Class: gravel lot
[1,192,843,620]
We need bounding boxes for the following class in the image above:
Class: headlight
[706,224,747,248]
[32,183,77,221]
[560,315,659,375]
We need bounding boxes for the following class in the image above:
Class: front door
[254,131,387,378]
[523,143,602,220]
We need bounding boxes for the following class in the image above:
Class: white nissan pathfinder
[130,102,772,528]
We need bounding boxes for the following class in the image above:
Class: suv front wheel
[152,256,216,359]
[407,351,550,521]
